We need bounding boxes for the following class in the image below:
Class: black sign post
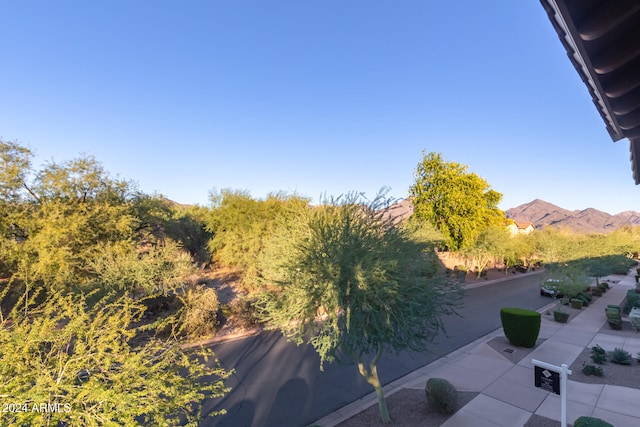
[534,365,560,394]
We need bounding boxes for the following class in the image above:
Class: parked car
[540,279,564,298]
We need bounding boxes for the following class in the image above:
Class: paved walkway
[314,270,640,427]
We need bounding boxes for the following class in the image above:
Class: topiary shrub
[625,289,640,313]
[570,298,583,309]
[500,307,541,348]
[575,293,590,306]
[573,415,614,427]
[605,306,622,330]
[425,378,458,415]
[578,291,593,302]
[610,347,632,365]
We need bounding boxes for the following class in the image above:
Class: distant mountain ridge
[505,199,640,234]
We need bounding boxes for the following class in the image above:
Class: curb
[181,270,547,349]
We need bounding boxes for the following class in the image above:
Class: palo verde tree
[256,191,462,423]
[0,141,139,289]
[0,287,231,426]
[410,152,504,251]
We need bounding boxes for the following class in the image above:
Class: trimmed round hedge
[500,307,541,348]
[573,416,614,427]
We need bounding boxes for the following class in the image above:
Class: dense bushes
[0,288,231,426]
[500,307,541,348]
[425,378,458,414]
[88,240,195,296]
[205,189,310,292]
[0,141,230,424]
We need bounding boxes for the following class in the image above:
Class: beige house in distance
[507,221,535,236]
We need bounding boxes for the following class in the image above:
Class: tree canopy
[256,192,462,422]
[410,152,504,251]
[0,140,232,424]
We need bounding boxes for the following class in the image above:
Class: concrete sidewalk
[314,270,640,427]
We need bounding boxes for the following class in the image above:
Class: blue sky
[1,1,637,214]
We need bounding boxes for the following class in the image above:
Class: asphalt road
[200,272,552,427]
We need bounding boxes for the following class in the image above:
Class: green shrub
[570,298,583,309]
[573,415,614,427]
[575,293,590,306]
[500,307,541,348]
[425,378,458,415]
[605,306,622,330]
[590,344,607,364]
[591,288,602,297]
[625,289,640,313]
[581,364,603,376]
[0,288,231,426]
[578,291,592,302]
[610,347,632,365]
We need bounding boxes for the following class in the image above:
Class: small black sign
[534,366,560,395]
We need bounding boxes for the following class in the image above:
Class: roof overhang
[539,0,640,183]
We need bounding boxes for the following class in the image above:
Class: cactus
[425,378,458,415]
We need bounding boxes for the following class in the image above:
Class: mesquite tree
[256,192,462,423]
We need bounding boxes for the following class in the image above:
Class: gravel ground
[334,389,478,427]
[569,320,640,388]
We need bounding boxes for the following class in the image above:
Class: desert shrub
[500,307,541,348]
[575,293,590,306]
[88,240,195,297]
[570,298,583,309]
[0,288,231,426]
[590,344,607,364]
[205,190,310,292]
[610,347,632,365]
[581,364,603,376]
[179,286,220,338]
[425,378,458,415]
[591,287,602,297]
[573,416,614,427]
[224,296,260,329]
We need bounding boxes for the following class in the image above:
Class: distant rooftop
[539,0,640,182]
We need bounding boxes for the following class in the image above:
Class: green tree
[410,152,504,251]
[0,288,231,426]
[256,192,462,423]
[462,225,511,278]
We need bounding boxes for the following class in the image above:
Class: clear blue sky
[1,1,637,214]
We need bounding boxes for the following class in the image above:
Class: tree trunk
[355,344,390,423]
